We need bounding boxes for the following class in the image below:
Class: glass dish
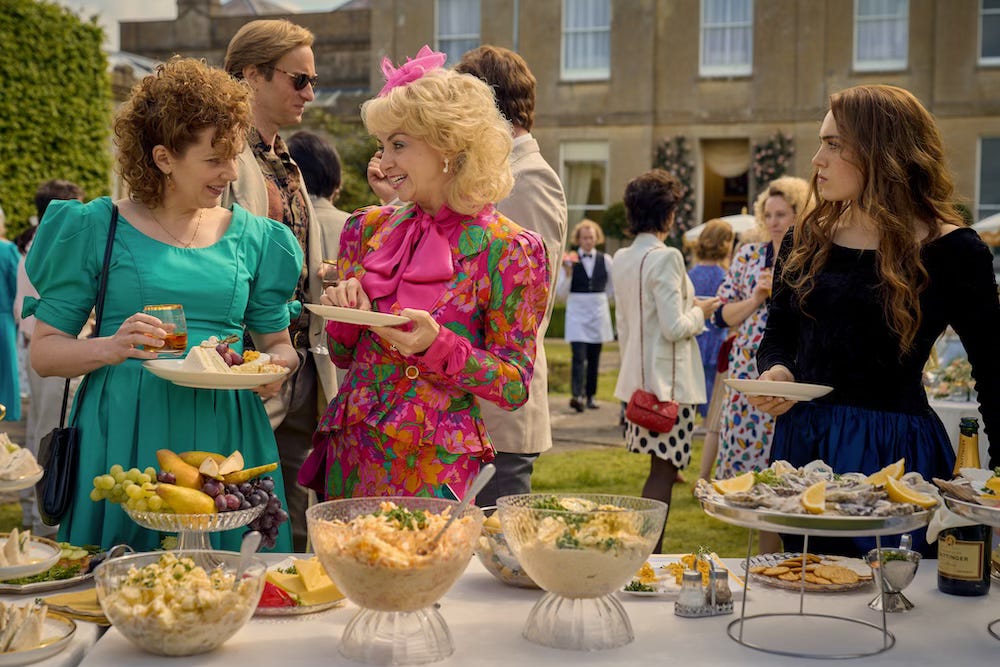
[123,505,264,551]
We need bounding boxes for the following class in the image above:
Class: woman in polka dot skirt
[612,170,720,551]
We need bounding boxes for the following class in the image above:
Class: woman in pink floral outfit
[304,47,550,501]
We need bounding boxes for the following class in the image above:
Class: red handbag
[624,248,680,434]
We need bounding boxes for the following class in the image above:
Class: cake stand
[123,505,264,552]
[700,499,932,659]
[942,495,1000,640]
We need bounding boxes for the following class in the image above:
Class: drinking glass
[142,304,188,356]
[321,259,339,289]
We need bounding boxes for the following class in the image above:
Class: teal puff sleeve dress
[23,197,303,551]
[0,240,20,422]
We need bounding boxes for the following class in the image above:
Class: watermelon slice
[258,580,299,608]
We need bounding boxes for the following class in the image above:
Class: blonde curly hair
[114,57,252,207]
[361,68,513,215]
[751,175,814,234]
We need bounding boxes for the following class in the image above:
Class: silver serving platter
[943,495,1000,529]
[700,499,932,537]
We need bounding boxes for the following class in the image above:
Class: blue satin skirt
[769,402,956,557]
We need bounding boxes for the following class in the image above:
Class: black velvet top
[757,227,1000,467]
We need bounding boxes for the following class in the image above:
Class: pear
[155,449,203,489]
[178,451,227,468]
[222,462,279,484]
[218,451,245,476]
[198,457,222,480]
[155,483,217,514]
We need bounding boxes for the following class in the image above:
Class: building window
[437,0,479,66]
[561,141,608,224]
[561,0,610,81]
[982,0,1000,65]
[854,0,908,72]
[979,137,1000,221]
[700,0,753,77]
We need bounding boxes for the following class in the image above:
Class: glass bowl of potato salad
[497,494,667,651]
[307,497,484,666]
[94,550,266,656]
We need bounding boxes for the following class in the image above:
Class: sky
[57,1,345,51]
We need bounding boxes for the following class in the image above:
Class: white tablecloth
[930,399,991,465]
[77,555,999,666]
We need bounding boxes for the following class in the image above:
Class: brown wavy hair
[694,218,735,262]
[455,45,536,131]
[114,57,252,207]
[782,84,964,356]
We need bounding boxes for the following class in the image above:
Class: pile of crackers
[749,553,871,588]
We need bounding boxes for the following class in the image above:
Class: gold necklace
[150,207,204,248]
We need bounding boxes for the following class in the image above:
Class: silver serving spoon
[418,464,496,556]
[234,530,262,588]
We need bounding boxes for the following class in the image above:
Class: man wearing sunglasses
[223,19,336,552]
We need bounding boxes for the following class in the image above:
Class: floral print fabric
[714,242,776,478]
[314,203,549,500]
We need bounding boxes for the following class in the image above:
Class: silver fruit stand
[700,499,932,659]
[942,495,1000,640]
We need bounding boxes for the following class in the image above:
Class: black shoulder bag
[36,204,119,526]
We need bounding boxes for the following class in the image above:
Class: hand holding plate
[373,308,439,356]
[747,366,798,416]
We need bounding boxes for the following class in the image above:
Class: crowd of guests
[1,18,997,558]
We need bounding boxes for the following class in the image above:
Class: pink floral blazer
[317,203,550,462]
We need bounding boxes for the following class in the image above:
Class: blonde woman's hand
[321,277,372,311]
[372,308,440,356]
[108,312,167,362]
[367,150,395,204]
[747,366,797,416]
[694,296,721,319]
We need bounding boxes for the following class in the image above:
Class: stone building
[121,0,1000,230]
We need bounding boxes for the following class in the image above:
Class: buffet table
[67,555,998,667]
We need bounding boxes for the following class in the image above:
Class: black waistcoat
[570,253,608,293]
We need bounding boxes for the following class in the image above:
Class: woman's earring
[442,158,449,174]
[165,173,174,190]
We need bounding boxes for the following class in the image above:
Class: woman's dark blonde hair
[694,219,735,262]
[361,68,513,215]
[114,57,251,207]
[783,84,964,356]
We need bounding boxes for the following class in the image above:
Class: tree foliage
[0,0,111,237]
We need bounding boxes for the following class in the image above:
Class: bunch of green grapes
[90,464,170,512]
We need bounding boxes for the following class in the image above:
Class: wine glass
[142,304,188,356]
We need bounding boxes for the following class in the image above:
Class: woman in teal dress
[0,232,20,423]
[23,58,301,551]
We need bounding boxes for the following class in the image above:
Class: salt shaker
[678,570,704,608]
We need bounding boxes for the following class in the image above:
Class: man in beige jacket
[456,46,568,506]
[222,19,336,550]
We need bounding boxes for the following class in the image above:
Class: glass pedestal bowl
[475,506,538,589]
[123,505,264,552]
[307,497,484,666]
[497,493,667,651]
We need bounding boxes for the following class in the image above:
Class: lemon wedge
[801,481,826,514]
[985,476,1000,495]
[712,471,755,495]
[885,475,937,509]
[865,458,905,487]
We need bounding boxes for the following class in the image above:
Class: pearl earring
[443,158,449,174]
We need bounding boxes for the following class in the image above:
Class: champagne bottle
[938,417,991,596]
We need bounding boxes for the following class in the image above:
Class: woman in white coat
[613,169,720,550]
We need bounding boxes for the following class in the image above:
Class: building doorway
[700,138,750,221]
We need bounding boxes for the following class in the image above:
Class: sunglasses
[272,66,318,91]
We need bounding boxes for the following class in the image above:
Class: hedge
[0,0,111,237]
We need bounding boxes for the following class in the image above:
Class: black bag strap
[636,246,679,401]
[59,204,119,428]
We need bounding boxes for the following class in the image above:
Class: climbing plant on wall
[752,131,795,193]
[652,135,696,241]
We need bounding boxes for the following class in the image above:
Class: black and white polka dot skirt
[624,404,696,469]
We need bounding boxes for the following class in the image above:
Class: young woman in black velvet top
[751,84,1000,556]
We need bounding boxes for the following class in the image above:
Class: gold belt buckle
[404,365,420,380]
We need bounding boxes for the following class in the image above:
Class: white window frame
[560,141,609,223]
[853,0,909,72]
[978,137,1000,221]
[436,0,480,66]
[699,0,753,78]
[561,0,611,81]
[981,0,1000,66]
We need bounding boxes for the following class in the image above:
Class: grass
[0,502,22,533]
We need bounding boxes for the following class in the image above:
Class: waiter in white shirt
[556,219,615,412]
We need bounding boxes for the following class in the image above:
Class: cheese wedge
[181,346,230,373]
[266,558,343,606]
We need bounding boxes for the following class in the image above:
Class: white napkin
[927,499,976,543]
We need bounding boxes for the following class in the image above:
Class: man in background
[455,46,568,506]
[223,19,335,550]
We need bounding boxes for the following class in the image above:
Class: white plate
[724,379,833,401]
[142,359,290,390]
[0,613,75,666]
[0,535,62,582]
[0,468,44,493]
[254,557,346,617]
[305,304,410,327]
[619,554,743,599]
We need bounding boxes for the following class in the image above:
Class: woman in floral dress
[714,177,813,479]
[305,47,550,501]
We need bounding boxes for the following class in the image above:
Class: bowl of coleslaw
[497,493,667,650]
[307,497,484,665]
